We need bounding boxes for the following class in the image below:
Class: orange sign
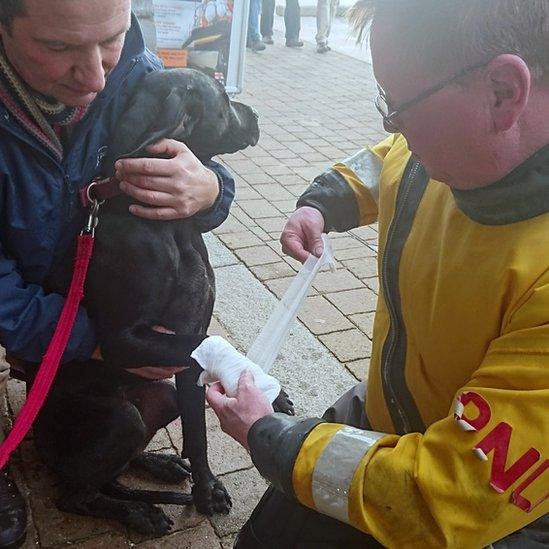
[157,48,188,68]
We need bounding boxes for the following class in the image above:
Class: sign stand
[151,0,250,95]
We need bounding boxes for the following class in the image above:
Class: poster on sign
[152,0,249,94]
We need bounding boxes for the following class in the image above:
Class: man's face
[370,19,497,189]
[0,0,131,106]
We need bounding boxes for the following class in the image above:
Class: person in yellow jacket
[207,0,549,547]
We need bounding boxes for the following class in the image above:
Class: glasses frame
[375,61,487,133]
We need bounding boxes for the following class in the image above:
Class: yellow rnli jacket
[247,134,549,548]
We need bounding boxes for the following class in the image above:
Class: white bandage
[191,336,281,403]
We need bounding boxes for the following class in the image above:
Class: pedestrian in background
[261,0,303,48]
[248,0,266,51]
[316,0,338,53]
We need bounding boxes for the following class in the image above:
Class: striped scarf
[0,44,90,161]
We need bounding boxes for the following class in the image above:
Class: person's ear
[484,54,531,132]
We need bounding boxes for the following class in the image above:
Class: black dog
[30,69,293,536]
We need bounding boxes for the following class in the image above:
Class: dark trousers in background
[260,0,301,41]
[260,0,275,39]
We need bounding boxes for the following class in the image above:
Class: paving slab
[319,328,373,362]
[298,295,354,335]
[326,287,378,315]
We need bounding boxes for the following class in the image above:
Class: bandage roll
[192,336,281,403]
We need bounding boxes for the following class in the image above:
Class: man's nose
[73,47,107,93]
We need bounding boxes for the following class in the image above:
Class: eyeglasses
[374,61,487,133]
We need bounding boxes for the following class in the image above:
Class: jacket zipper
[380,160,420,434]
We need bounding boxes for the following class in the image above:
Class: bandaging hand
[280,206,325,263]
[206,371,274,450]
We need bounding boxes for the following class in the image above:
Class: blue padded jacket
[0,15,235,363]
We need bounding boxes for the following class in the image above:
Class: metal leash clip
[81,198,104,236]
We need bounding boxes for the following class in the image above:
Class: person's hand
[206,371,274,450]
[115,139,219,220]
[280,206,325,263]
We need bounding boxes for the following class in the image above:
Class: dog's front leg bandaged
[191,336,281,403]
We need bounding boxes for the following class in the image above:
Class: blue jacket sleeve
[193,160,235,233]
[0,245,97,363]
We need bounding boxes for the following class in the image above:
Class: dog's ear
[126,87,203,157]
[109,84,203,164]
[107,86,161,164]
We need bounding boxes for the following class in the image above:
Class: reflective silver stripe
[311,426,387,524]
[341,149,382,204]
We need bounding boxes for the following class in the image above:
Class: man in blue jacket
[0,1,235,546]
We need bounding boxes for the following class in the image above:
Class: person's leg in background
[285,0,303,48]
[260,0,275,44]
[316,0,338,53]
[0,347,27,549]
[248,0,266,51]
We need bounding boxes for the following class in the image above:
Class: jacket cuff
[297,168,360,232]
[248,413,325,498]
[194,160,235,233]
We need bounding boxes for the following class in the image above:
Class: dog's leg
[130,452,191,483]
[124,380,195,484]
[102,480,192,505]
[58,486,174,536]
[176,362,232,515]
[34,378,188,536]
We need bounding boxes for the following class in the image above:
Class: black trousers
[234,486,383,548]
[260,0,301,41]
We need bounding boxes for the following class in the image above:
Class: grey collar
[451,144,549,225]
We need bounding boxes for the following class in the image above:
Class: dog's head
[108,68,259,164]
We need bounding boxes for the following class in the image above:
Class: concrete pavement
[2,24,386,548]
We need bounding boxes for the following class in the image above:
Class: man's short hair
[350,0,549,81]
[0,0,27,33]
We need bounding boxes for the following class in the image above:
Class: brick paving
[2,30,386,548]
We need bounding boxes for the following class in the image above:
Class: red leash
[0,201,100,470]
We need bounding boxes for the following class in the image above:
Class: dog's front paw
[192,473,232,516]
[272,388,295,415]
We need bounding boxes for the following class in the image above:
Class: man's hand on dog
[115,139,219,220]
[206,371,274,450]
